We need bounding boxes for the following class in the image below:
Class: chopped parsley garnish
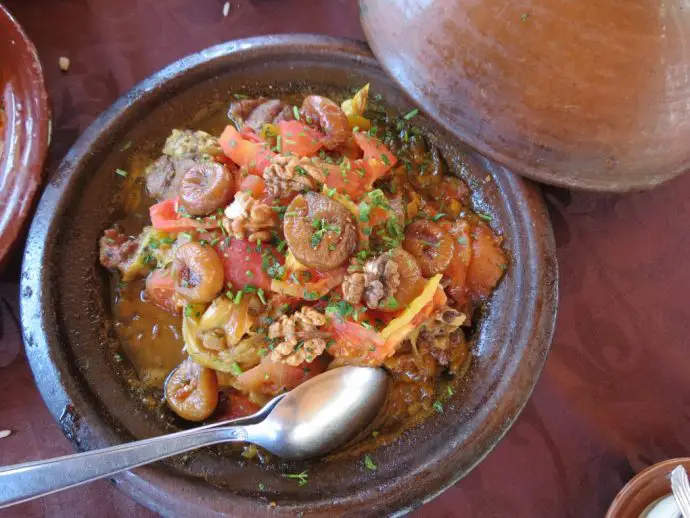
[284,470,308,487]
[303,290,319,301]
[478,213,492,222]
[310,218,341,248]
[381,296,398,309]
[258,483,265,491]
[230,362,243,376]
[326,300,354,318]
[233,93,249,99]
[359,201,371,223]
[245,270,254,278]
[184,305,193,317]
[369,189,390,209]
[380,153,391,165]
[292,105,301,120]
[257,288,267,305]
[432,213,447,221]
[179,232,193,240]
[433,400,444,413]
[115,168,128,178]
[404,108,420,120]
[447,385,455,397]
[326,187,336,198]
[364,454,377,470]
[294,165,307,176]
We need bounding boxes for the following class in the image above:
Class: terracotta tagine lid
[360,0,690,191]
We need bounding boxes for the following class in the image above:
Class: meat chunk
[227,98,294,133]
[99,228,139,270]
[145,130,221,201]
[145,156,197,201]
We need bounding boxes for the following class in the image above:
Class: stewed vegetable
[101,84,508,441]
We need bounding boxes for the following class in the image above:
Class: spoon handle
[0,425,246,509]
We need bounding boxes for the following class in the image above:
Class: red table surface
[2,1,690,517]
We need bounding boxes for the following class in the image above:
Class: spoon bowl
[246,365,390,459]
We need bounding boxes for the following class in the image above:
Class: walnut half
[222,191,277,241]
[263,155,320,197]
[268,307,327,366]
[343,253,400,309]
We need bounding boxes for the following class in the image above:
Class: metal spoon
[0,366,388,509]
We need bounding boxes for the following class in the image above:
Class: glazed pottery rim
[20,34,558,516]
[0,4,50,266]
[605,457,690,517]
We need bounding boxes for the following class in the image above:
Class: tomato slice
[234,356,326,395]
[216,239,284,292]
[144,268,179,314]
[322,133,397,200]
[217,393,261,420]
[326,317,389,365]
[219,125,275,175]
[239,175,266,198]
[150,198,220,232]
[277,120,323,156]
[353,131,397,179]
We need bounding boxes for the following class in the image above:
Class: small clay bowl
[606,458,690,517]
[0,4,50,268]
[20,35,558,516]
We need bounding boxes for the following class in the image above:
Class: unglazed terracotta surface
[360,0,690,191]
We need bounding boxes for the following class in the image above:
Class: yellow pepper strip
[284,250,309,272]
[341,83,370,117]
[347,114,371,131]
[380,274,443,340]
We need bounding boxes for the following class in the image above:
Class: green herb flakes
[284,470,309,487]
[433,400,444,413]
[230,362,243,376]
[403,108,419,120]
[115,168,128,178]
[364,454,377,470]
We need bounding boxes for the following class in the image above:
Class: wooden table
[2,1,690,516]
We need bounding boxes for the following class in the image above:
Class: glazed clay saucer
[0,4,50,268]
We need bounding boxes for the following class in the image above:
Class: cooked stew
[100,85,508,443]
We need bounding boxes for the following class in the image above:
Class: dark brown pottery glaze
[20,35,558,517]
[0,4,50,268]
[606,458,690,517]
[360,0,690,192]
